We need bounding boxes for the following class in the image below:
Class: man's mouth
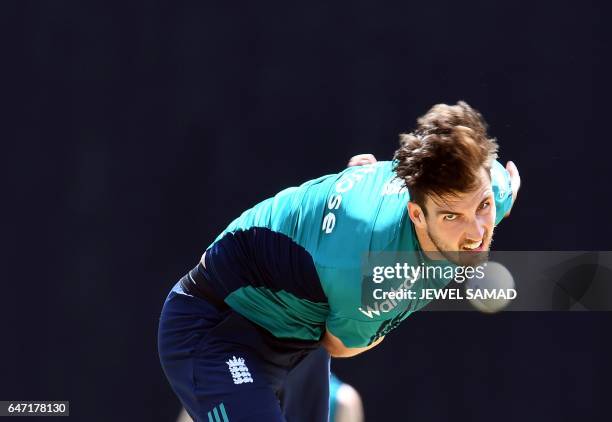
[462,239,484,252]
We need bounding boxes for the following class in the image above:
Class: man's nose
[465,217,485,241]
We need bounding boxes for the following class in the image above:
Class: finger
[505,161,518,178]
[352,154,377,163]
[347,154,377,167]
[504,161,519,218]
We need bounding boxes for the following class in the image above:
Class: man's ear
[407,202,427,228]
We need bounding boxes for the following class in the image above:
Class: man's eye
[443,214,457,221]
[480,201,491,210]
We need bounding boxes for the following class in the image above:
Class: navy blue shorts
[158,274,330,422]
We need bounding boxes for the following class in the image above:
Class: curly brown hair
[393,101,499,216]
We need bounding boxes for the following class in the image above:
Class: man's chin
[443,248,490,266]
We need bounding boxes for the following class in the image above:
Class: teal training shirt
[198,160,513,347]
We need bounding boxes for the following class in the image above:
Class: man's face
[422,167,496,266]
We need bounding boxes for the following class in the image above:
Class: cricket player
[158,101,521,421]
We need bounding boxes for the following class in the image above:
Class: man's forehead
[428,179,493,211]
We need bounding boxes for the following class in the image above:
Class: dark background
[2,1,611,421]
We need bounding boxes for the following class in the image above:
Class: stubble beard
[427,226,494,267]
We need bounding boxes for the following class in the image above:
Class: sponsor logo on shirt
[358,276,415,318]
[369,310,410,344]
[321,165,377,234]
[381,177,407,196]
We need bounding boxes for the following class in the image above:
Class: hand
[347,153,377,167]
[504,161,521,217]
[321,329,384,358]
